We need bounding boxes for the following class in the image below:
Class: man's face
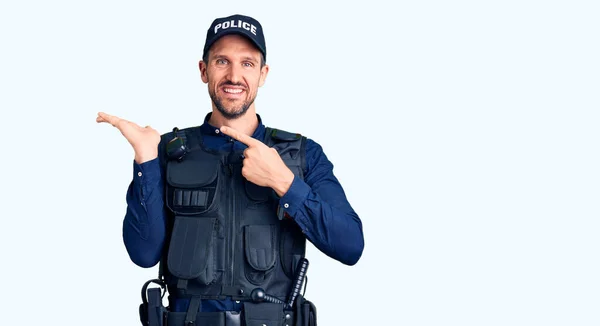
[200,34,269,119]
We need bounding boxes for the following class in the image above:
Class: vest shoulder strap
[266,127,302,142]
[264,127,307,178]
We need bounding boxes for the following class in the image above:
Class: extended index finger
[220,126,262,147]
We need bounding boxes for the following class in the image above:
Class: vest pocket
[243,224,277,285]
[165,155,220,215]
[243,302,285,326]
[166,311,225,326]
[167,216,220,285]
[244,180,273,203]
[279,221,307,279]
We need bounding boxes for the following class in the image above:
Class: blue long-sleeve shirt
[123,113,364,312]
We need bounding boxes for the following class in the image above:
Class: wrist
[134,149,158,164]
[271,169,295,197]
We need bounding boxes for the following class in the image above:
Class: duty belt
[139,259,316,326]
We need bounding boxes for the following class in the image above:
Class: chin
[217,105,249,119]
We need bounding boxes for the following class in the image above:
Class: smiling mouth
[223,87,244,94]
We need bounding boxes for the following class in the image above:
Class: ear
[258,64,269,87]
[199,60,208,83]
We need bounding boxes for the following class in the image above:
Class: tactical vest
[160,126,308,304]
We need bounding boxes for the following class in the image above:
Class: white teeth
[224,88,243,94]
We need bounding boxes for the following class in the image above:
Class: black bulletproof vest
[160,126,308,302]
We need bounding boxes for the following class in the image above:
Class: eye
[216,58,228,65]
[243,62,254,68]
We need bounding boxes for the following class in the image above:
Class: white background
[1,0,598,325]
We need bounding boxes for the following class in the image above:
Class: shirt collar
[199,112,266,141]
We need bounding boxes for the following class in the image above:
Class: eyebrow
[241,56,258,63]
[212,54,228,61]
[212,54,258,63]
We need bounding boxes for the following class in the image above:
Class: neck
[208,107,259,136]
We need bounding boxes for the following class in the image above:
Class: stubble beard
[209,87,255,120]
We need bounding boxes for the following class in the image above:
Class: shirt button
[284,203,289,208]
[137,172,142,177]
[215,129,220,134]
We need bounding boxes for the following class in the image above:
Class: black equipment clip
[139,279,167,326]
[166,127,187,161]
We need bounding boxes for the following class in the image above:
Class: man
[97,14,364,326]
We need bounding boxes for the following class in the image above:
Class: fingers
[96,112,114,124]
[97,112,123,127]
[241,147,249,159]
[97,112,145,132]
[220,126,262,147]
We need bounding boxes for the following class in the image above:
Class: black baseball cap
[202,14,267,61]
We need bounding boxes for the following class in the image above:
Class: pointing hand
[220,126,294,196]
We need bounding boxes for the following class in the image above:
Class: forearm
[122,159,167,268]
[280,177,364,266]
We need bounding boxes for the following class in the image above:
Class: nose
[226,63,243,85]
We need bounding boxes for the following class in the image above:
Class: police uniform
[127,14,364,326]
